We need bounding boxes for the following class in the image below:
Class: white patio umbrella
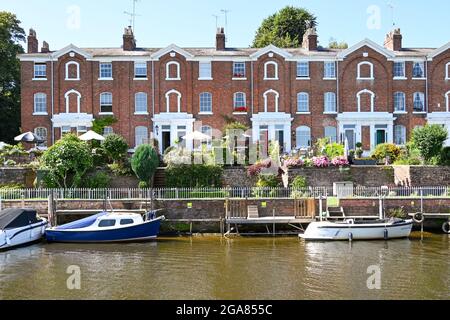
[79,130,106,141]
[181,131,211,141]
[14,132,44,143]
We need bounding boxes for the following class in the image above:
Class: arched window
[263,89,279,112]
[446,91,450,112]
[135,126,148,147]
[33,93,47,114]
[357,61,374,80]
[166,61,180,80]
[324,126,337,143]
[199,92,212,113]
[165,89,182,113]
[64,89,81,113]
[100,92,113,114]
[233,92,246,112]
[324,92,337,113]
[34,127,47,147]
[65,61,80,80]
[357,89,375,112]
[394,92,406,112]
[135,92,148,114]
[297,92,309,112]
[413,92,425,112]
[264,61,279,80]
[296,126,311,149]
[394,125,406,145]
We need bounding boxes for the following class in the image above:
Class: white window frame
[412,62,426,79]
[446,62,450,80]
[357,61,374,80]
[165,89,182,113]
[263,89,279,112]
[297,92,310,113]
[394,92,406,113]
[99,62,113,80]
[65,61,80,81]
[296,126,311,149]
[394,125,407,146]
[264,61,279,80]
[135,126,148,147]
[199,61,212,80]
[232,62,246,79]
[324,126,337,143]
[413,92,425,113]
[64,89,81,114]
[200,125,213,149]
[324,92,337,113]
[33,63,47,80]
[323,61,336,79]
[77,126,87,135]
[446,91,450,112]
[233,92,247,113]
[199,92,212,114]
[99,92,113,115]
[34,127,47,147]
[103,126,114,137]
[166,61,181,80]
[61,126,71,137]
[296,61,309,79]
[134,62,147,79]
[33,93,47,115]
[393,61,406,79]
[357,89,375,112]
[134,92,148,115]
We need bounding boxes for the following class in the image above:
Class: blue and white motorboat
[45,211,164,243]
[0,208,48,250]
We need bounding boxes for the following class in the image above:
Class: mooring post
[379,196,384,220]
[319,196,323,222]
[273,208,276,237]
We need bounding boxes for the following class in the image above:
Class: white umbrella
[79,130,106,141]
[182,131,211,141]
[14,132,44,143]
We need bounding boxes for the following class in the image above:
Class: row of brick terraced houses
[19,26,450,154]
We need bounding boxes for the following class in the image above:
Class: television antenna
[124,0,141,32]
[220,9,230,42]
[387,2,396,27]
[212,14,219,30]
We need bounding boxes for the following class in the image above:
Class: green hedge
[165,165,223,188]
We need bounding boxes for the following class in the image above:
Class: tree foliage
[371,143,401,163]
[131,144,159,188]
[102,133,128,163]
[0,12,25,143]
[92,116,117,134]
[252,6,317,48]
[40,134,93,188]
[412,125,448,163]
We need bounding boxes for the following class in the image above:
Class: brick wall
[0,168,36,187]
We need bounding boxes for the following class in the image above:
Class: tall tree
[0,12,25,143]
[252,6,317,48]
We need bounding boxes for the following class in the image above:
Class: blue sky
[2,0,449,49]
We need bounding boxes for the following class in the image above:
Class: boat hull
[0,220,47,250]
[299,220,413,241]
[45,217,163,243]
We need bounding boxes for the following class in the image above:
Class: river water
[0,233,448,300]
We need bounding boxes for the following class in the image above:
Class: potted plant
[355,142,364,158]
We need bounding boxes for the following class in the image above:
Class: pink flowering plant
[312,156,330,168]
[331,156,350,167]
[247,158,274,177]
[283,157,304,168]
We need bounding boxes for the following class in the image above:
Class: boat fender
[442,222,450,234]
[413,213,424,224]
[384,229,389,240]
[6,236,11,245]
[348,232,353,241]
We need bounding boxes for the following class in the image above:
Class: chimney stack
[302,27,318,51]
[123,26,136,51]
[216,27,226,51]
[27,28,38,53]
[384,28,402,51]
[41,41,50,53]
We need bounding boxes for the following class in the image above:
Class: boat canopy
[0,208,40,230]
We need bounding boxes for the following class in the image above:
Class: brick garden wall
[0,167,36,187]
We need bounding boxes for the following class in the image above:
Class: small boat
[299,218,413,241]
[45,211,165,243]
[0,208,48,250]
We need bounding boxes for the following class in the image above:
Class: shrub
[412,124,448,163]
[247,158,274,177]
[371,143,401,163]
[102,134,128,163]
[108,160,133,176]
[440,147,450,166]
[4,159,17,167]
[256,174,280,188]
[85,172,111,188]
[131,144,159,188]
[312,156,330,168]
[324,143,344,158]
[290,175,308,189]
[40,134,93,188]
[165,164,223,188]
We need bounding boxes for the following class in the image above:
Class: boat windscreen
[0,208,38,230]
[54,212,108,230]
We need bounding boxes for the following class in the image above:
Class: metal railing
[0,186,448,201]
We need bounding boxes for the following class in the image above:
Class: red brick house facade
[19,27,450,153]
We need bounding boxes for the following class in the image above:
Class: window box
[233,73,246,78]
[234,107,247,113]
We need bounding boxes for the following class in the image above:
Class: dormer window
[412,62,425,79]
[65,61,80,80]
[264,61,278,80]
[33,63,47,79]
[166,61,181,80]
[357,61,374,80]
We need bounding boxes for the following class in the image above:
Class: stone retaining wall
[0,167,36,187]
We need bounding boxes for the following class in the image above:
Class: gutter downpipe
[151,60,155,133]
[50,54,55,144]
[336,59,340,142]
[251,60,254,116]
[426,59,429,114]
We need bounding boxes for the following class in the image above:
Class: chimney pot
[216,27,226,51]
[27,28,38,54]
[123,26,136,51]
[384,28,402,51]
[302,27,318,51]
[41,41,50,53]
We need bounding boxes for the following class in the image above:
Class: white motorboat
[0,208,48,250]
[299,218,413,241]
